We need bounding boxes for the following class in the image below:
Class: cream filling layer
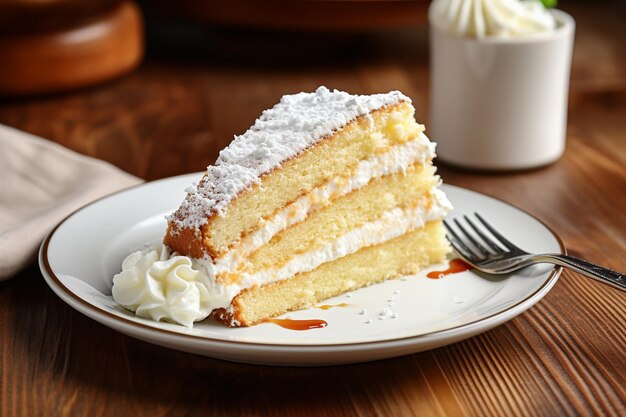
[112,188,451,327]
[204,188,452,306]
[212,133,436,275]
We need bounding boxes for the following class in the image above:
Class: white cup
[429,10,575,170]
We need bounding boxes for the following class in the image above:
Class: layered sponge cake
[159,87,452,327]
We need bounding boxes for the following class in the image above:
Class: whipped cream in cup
[428,1,575,170]
[430,0,556,38]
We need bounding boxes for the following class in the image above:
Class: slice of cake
[113,87,452,327]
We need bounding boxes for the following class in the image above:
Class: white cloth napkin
[0,124,143,280]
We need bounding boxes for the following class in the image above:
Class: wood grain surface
[1,1,625,416]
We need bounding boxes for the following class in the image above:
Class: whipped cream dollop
[112,244,214,327]
[429,0,556,38]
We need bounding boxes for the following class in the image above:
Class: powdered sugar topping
[169,86,410,229]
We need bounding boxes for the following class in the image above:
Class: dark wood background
[1,1,625,416]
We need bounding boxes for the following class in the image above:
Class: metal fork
[444,213,626,292]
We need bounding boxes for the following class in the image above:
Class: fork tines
[444,213,517,262]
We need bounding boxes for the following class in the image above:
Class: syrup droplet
[265,318,328,331]
[427,259,473,279]
[317,303,349,310]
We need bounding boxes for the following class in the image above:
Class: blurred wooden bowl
[0,1,143,96]
[0,0,123,35]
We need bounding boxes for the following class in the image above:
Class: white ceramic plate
[40,174,563,366]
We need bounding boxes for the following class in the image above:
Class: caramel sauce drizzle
[317,303,349,310]
[427,258,473,279]
[265,318,328,331]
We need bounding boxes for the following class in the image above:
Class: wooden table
[1,1,624,416]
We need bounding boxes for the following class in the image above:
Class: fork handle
[537,254,626,291]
